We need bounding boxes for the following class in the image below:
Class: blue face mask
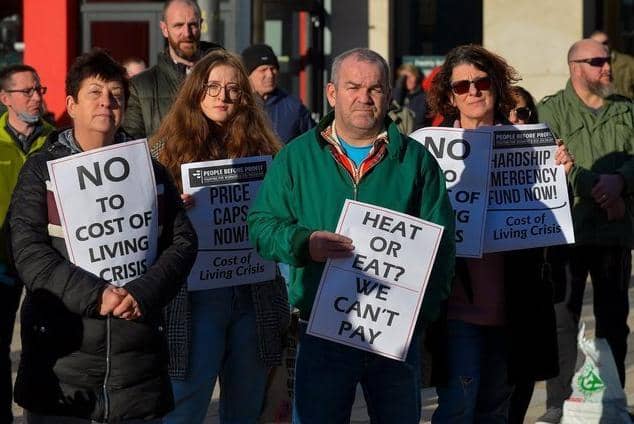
[17,110,41,124]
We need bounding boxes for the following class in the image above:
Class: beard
[167,34,199,61]
[587,77,615,98]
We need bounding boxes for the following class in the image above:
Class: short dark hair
[65,49,129,103]
[428,44,520,120]
[0,64,38,91]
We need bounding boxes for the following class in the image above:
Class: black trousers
[25,411,162,423]
[0,282,21,424]
[545,245,631,409]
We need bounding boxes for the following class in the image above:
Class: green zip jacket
[538,80,634,247]
[0,111,54,263]
[248,112,455,322]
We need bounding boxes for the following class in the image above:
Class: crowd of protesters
[1,0,634,423]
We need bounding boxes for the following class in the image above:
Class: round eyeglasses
[204,83,242,101]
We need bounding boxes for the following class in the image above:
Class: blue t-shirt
[339,138,373,167]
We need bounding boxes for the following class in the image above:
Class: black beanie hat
[241,44,279,75]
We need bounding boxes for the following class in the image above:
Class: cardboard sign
[47,139,158,286]
[307,200,444,361]
[483,124,575,252]
[411,127,492,258]
[182,156,276,290]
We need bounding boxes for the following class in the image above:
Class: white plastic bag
[562,323,630,423]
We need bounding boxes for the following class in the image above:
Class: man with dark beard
[123,0,222,139]
[535,38,634,424]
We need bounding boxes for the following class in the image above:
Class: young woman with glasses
[427,45,561,423]
[149,50,288,424]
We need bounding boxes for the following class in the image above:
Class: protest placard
[307,200,444,361]
[483,124,575,252]
[410,127,492,258]
[182,156,276,290]
[47,139,158,287]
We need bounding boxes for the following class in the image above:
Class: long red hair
[150,50,282,190]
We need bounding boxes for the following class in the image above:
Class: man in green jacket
[0,63,54,424]
[123,0,222,139]
[248,48,455,423]
[536,38,634,424]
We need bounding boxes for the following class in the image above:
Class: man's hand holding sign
[309,231,354,262]
[307,200,444,361]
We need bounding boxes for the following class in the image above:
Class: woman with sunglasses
[427,45,560,423]
[508,86,538,125]
[149,50,288,424]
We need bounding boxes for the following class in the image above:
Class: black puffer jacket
[8,132,198,422]
[123,42,223,139]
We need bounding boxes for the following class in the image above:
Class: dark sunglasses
[450,76,492,95]
[569,56,611,67]
[510,106,532,121]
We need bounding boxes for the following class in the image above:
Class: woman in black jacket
[426,45,565,424]
[8,50,197,423]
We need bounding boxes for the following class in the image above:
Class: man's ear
[160,20,169,38]
[326,82,336,108]
[0,92,9,108]
[66,95,77,119]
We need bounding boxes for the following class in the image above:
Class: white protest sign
[307,200,444,361]
[182,156,276,290]
[410,127,492,258]
[47,139,158,286]
[483,124,575,252]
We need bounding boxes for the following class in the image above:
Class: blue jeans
[277,263,290,291]
[165,286,268,424]
[293,322,422,424]
[433,320,513,424]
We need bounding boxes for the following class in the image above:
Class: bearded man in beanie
[242,44,314,144]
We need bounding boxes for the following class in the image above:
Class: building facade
[1,0,632,121]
